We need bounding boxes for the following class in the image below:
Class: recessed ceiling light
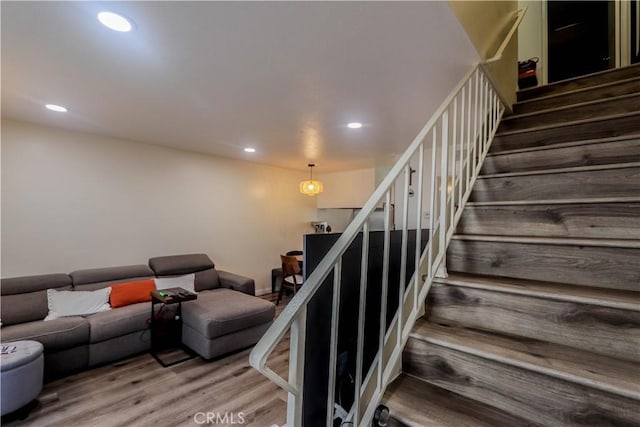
[347,122,363,129]
[98,11,133,32]
[244,147,256,153]
[45,104,68,113]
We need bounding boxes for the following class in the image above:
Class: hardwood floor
[3,293,291,427]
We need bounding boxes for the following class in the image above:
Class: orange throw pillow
[110,279,156,308]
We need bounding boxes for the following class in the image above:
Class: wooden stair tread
[410,320,640,400]
[470,164,640,203]
[467,197,640,206]
[482,140,640,174]
[447,238,639,291]
[503,92,640,122]
[513,77,640,115]
[433,273,640,312]
[490,112,640,153]
[516,63,640,101]
[395,67,640,426]
[457,200,640,240]
[495,111,640,137]
[427,283,640,360]
[487,134,640,157]
[383,374,532,427]
[515,76,640,108]
[404,331,640,425]
[499,94,640,133]
[478,161,640,179]
[450,234,640,249]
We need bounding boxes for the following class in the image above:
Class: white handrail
[248,62,479,376]
[248,12,527,424]
[250,62,505,426]
[485,7,528,64]
[248,7,532,418]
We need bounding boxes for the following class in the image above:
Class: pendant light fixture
[300,163,323,196]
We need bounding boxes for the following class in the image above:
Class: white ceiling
[1,1,478,172]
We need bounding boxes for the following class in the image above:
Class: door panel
[548,1,615,82]
[632,0,640,64]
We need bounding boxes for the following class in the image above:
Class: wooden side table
[150,287,197,367]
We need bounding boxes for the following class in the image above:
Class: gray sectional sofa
[0,254,275,380]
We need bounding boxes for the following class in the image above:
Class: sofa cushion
[70,265,154,292]
[85,302,149,343]
[1,274,72,326]
[193,269,220,292]
[149,254,220,292]
[1,317,89,351]
[109,279,156,308]
[218,270,255,296]
[1,293,50,326]
[45,288,111,320]
[149,254,214,275]
[1,274,71,295]
[181,288,275,339]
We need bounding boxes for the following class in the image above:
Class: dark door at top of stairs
[548,1,615,83]
[632,0,640,64]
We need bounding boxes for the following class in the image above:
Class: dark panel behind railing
[302,229,429,425]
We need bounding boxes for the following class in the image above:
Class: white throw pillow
[154,273,195,293]
[45,288,111,321]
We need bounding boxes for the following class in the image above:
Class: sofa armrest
[218,270,255,296]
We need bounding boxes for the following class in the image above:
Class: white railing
[250,62,505,426]
[485,7,527,64]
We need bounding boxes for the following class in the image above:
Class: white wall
[316,168,376,209]
[518,0,545,85]
[448,0,519,106]
[393,149,436,230]
[1,119,316,294]
[316,209,354,234]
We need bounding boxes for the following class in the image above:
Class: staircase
[383,65,640,426]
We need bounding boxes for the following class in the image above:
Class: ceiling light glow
[347,122,363,129]
[244,147,256,153]
[45,104,68,112]
[300,163,323,196]
[98,11,133,32]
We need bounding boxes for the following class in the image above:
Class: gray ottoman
[181,288,275,360]
[1,340,44,416]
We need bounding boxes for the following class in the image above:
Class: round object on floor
[1,340,44,416]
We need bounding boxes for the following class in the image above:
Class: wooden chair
[277,254,304,305]
[271,250,303,292]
